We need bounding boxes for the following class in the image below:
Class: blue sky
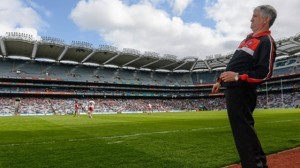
[27,0,98,43]
[1,0,300,59]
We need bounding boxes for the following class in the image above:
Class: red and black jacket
[220,31,276,88]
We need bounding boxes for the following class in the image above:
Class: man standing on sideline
[212,5,277,168]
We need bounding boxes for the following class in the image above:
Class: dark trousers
[225,86,267,168]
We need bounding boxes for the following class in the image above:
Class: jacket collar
[248,30,271,38]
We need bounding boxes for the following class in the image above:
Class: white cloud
[143,0,193,16]
[2,0,299,60]
[205,0,300,40]
[26,0,53,18]
[259,0,300,39]
[69,0,300,59]
[170,0,193,16]
[0,0,44,39]
[70,0,225,59]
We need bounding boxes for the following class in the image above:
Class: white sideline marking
[0,119,298,147]
[191,126,228,131]
[263,120,293,123]
[0,126,227,147]
[0,141,56,147]
[107,141,123,144]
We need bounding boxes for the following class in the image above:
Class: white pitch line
[191,126,228,131]
[263,120,293,124]
[107,141,123,144]
[0,119,298,147]
[0,126,227,147]
[0,141,56,147]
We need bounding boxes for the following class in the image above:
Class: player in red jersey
[74,100,80,117]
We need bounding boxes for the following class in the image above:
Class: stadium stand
[1,32,300,116]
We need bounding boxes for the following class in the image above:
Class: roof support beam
[31,43,38,59]
[0,39,7,56]
[81,50,96,63]
[276,48,290,55]
[141,59,160,68]
[190,60,198,71]
[123,56,142,67]
[215,60,227,66]
[173,62,186,71]
[57,46,69,61]
[103,52,120,64]
[203,60,212,71]
[290,38,300,45]
[158,62,177,70]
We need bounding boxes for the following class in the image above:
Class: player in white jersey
[87,100,95,118]
[147,103,153,115]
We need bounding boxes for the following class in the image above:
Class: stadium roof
[1,32,300,72]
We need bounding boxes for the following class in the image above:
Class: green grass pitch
[0,109,299,168]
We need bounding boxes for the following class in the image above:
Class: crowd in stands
[0,92,299,116]
[0,98,15,115]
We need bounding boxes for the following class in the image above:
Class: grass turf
[0,109,299,168]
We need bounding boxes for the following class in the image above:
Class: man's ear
[264,17,271,25]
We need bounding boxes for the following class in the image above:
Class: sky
[0,0,300,60]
